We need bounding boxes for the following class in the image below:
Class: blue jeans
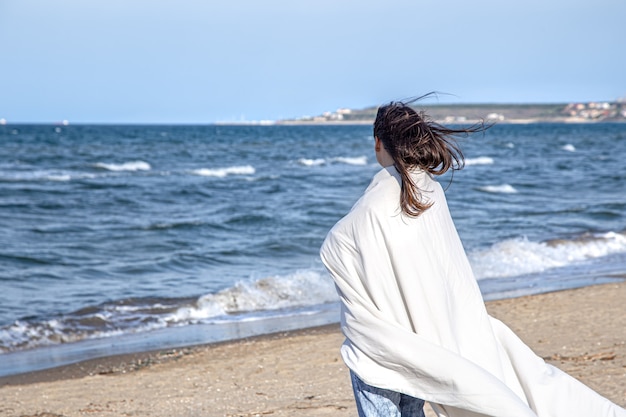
[351,371,426,417]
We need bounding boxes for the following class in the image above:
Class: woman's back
[321,97,626,416]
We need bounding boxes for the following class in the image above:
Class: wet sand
[1,281,625,417]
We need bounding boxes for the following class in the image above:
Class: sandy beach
[1,281,625,417]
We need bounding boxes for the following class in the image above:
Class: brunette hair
[373,95,489,217]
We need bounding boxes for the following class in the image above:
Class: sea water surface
[0,123,625,376]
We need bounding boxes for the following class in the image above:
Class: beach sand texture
[1,281,624,417]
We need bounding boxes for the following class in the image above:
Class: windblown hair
[373,95,489,217]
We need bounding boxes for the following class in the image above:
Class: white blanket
[320,166,625,417]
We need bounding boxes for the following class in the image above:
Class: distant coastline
[277,101,626,125]
[3,101,626,127]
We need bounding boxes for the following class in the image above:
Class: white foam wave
[331,156,368,166]
[469,231,626,280]
[562,144,576,152]
[297,156,368,167]
[0,270,337,352]
[477,184,518,194]
[192,165,255,177]
[0,318,129,352]
[167,270,336,324]
[465,156,494,166]
[0,170,96,182]
[298,158,325,166]
[94,161,151,172]
[46,174,72,181]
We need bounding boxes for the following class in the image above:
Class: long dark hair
[373,94,489,217]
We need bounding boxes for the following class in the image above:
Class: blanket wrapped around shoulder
[320,167,625,417]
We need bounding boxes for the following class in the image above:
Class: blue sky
[1,0,625,124]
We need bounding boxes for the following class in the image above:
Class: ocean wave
[140,220,206,231]
[2,232,625,353]
[465,156,494,166]
[298,158,325,166]
[0,170,96,182]
[469,231,626,280]
[192,165,255,177]
[94,161,152,172]
[0,270,335,353]
[169,270,336,323]
[477,184,518,194]
[331,156,368,166]
[297,156,368,167]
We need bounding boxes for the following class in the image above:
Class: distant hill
[280,101,626,124]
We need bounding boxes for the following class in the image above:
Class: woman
[319,98,625,417]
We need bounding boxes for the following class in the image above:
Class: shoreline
[1,273,622,380]
[1,281,624,416]
[0,323,342,388]
[0,303,341,379]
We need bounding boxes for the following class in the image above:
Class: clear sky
[1,0,625,124]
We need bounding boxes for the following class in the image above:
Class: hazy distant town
[281,99,626,125]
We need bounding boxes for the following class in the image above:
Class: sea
[1,122,625,377]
